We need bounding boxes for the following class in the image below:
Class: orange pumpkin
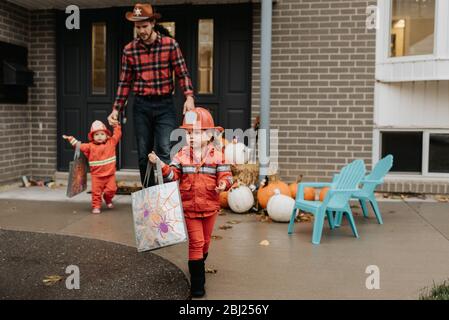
[289,175,303,198]
[257,175,291,209]
[319,187,330,202]
[303,187,316,201]
[219,191,229,208]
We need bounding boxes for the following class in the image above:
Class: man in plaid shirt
[108,3,195,186]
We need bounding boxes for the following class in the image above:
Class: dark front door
[57,4,252,171]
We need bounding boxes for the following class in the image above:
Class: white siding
[375,81,449,128]
[376,60,449,82]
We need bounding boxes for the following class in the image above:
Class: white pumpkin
[227,185,254,214]
[267,189,296,222]
[224,139,248,164]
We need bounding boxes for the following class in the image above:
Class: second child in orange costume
[63,120,122,214]
[148,107,233,298]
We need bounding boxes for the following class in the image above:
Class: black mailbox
[3,61,34,86]
[0,41,33,103]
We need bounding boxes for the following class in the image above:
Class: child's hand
[148,151,160,164]
[215,181,227,193]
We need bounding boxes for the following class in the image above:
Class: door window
[91,22,107,95]
[197,19,214,94]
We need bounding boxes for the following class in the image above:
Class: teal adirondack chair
[288,160,366,245]
[334,155,393,227]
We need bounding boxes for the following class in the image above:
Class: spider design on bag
[139,189,183,239]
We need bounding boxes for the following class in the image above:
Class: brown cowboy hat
[125,3,161,22]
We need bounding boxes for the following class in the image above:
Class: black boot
[188,259,205,298]
[202,252,208,287]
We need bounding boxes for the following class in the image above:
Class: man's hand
[62,135,69,140]
[215,181,227,193]
[148,151,166,168]
[148,151,159,164]
[108,109,119,126]
[183,96,195,114]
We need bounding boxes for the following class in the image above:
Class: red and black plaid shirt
[113,32,194,111]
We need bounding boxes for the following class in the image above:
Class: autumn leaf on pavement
[205,267,217,274]
[259,240,270,246]
[43,275,63,286]
[219,225,232,230]
[258,215,272,223]
[435,195,449,203]
[226,220,241,224]
[211,235,223,240]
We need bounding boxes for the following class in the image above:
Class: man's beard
[139,29,154,42]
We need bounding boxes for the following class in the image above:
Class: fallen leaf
[72,211,77,214]
[297,213,313,223]
[211,235,223,240]
[257,213,272,223]
[226,220,241,224]
[47,182,57,189]
[205,267,217,274]
[219,225,232,230]
[435,195,449,203]
[259,240,270,246]
[43,275,63,286]
[219,211,227,216]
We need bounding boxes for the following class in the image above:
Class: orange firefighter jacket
[67,125,122,177]
[162,144,233,218]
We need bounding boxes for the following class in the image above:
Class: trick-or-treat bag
[131,160,188,252]
[66,142,88,198]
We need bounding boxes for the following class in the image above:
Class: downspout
[259,0,272,181]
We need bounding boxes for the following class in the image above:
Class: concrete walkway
[1,185,449,299]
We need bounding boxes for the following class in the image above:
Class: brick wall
[0,1,56,185]
[28,10,57,180]
[0,1,31,185]
[252,0,377,184]
[252,1,375,180]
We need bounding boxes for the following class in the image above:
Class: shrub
[420,279,449,300]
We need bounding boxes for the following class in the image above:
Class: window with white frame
[390,0,436,57]
[380,130,449,175]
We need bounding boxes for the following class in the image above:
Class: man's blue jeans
[133,95,177,187]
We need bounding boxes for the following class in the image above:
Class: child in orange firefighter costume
[148,107,233,298]
[63,120,122,214]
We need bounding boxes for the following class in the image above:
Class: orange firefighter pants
[91,175,117,209]
[185,212,219,260]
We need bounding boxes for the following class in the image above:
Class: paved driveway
[1,186,449,299]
